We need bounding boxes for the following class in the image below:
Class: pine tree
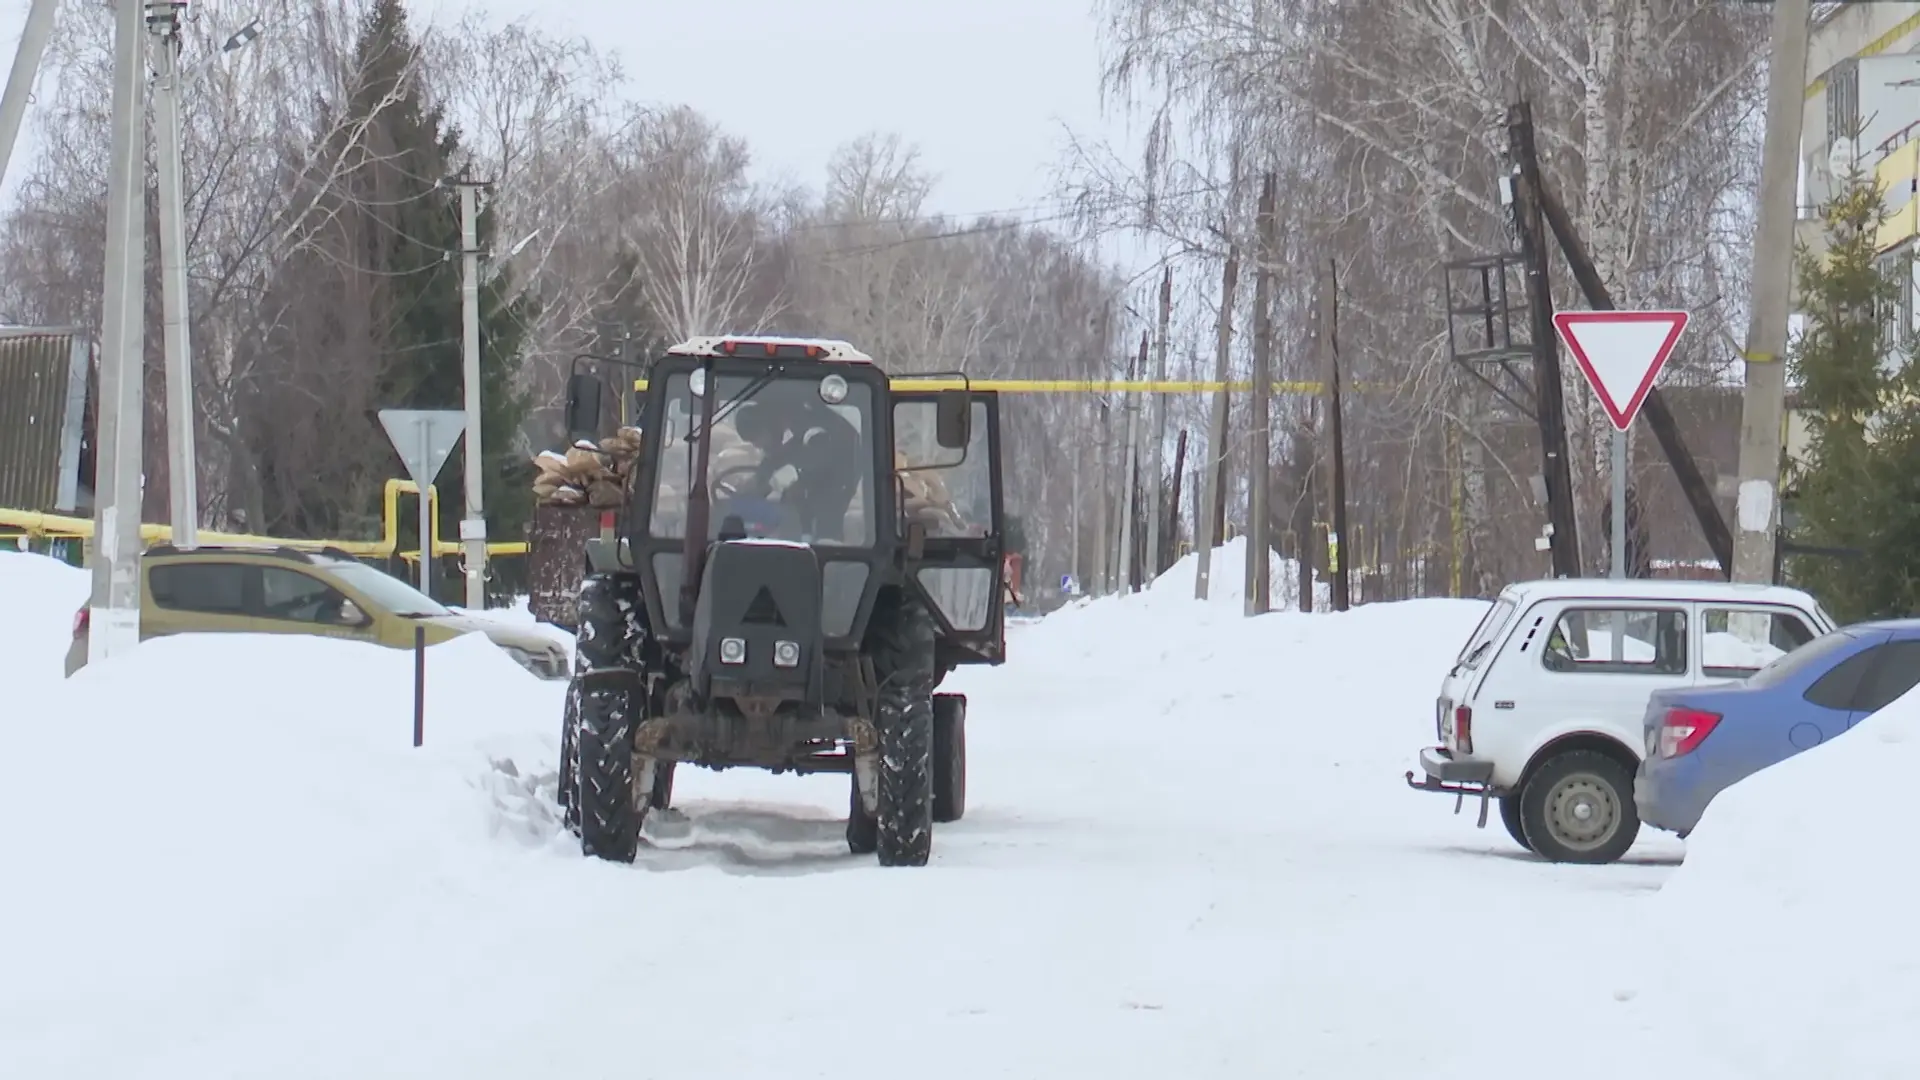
[339,0,534,597]
[1785,160,1903,620]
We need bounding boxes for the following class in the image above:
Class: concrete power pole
[1144,267,1173,583]
[89,0,149,662]
[1245,173,1277,616]
[1730,0,1813,584]
[150,0,197,549]
[1195,243,1238,600]
[456,177,488,608]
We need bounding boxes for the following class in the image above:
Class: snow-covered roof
[666,336,874,364]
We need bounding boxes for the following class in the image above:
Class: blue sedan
[1636,619,1920,837]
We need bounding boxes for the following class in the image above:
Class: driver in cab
[715,385,863,543]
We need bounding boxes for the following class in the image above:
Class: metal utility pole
[1319,259,1351,611]
[1118,331,1147,592]
[1144,267,1173,581]
[1246,172,1276,616]
[455,177,488,608]
[149,0,197,549]
[88,0,150,663]
[1731,0,1812,584]
[1195,243,1238,600]
[0,0,58,193]
[1507,103,1582,579]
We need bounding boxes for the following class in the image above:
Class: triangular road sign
[377,408,467,488]
[1551,310,1689,431]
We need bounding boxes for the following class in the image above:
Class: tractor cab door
[891,390,1006,664]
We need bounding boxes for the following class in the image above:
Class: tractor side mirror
[564,374,602,440]
[934,390,971,449]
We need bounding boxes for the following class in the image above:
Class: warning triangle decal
[1550,310,1690,431]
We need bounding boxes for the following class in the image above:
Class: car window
[1540,606,1687,675]
[1802,641,1879,708]
[1455,597,1517,669]
[1700,606,1817,678]
[1852,639,1920,713]
[259,567,356,624]
[321,560,449,617]
[149,562,248,615]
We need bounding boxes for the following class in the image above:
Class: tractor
[555,335,1006,866]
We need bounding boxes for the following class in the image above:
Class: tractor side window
[1540,606,1687,675]
[649,377,694,539]
[892,399,992,539]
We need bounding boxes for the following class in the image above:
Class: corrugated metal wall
[0,329,87,512]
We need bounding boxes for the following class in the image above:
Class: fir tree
[339,0,535,596]
[1785,161,1903,619]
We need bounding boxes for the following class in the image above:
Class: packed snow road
[2,549,1713,1079]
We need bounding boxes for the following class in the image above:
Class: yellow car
[65,544,569,679]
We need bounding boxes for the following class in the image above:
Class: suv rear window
[1455,597,1516,670]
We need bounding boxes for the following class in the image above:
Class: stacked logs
[530,427,643,508]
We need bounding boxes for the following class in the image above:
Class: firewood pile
[531,427,643,509]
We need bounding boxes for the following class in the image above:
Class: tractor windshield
[649,369,877,547]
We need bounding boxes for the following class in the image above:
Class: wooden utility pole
[1507,103,1582,579]
[1195,242,1239,600]
[1093,400,1111,593]
[1320,259,1351,611]
[1144,267,1174,584]
[1118,331,1148,591]
[1246,172,1276,616]
[1166,428,1189,569]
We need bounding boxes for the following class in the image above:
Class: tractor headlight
[720,637,746,664]
[773,640,800,667]
[689,368,708,397]
[819,373,848,404]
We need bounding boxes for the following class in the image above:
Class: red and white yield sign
[1550,310,1690,431]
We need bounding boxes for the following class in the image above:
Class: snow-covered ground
[0,545,1897,1077]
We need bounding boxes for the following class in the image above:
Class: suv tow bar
[1404,770,1494,828]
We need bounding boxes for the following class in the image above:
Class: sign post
[1551,311,1690,580]
[378,409,467,598]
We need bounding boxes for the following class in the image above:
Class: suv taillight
[1454,704,1473,754]
[71,607,89,638]
[1658,706,1721,758]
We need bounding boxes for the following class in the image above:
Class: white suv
[1406,578,1834,863]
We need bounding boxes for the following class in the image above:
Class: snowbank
[446,593,575,654]
[1608,686,1920,1077]
[1144,535,1331,611]
[0,630,565,1077]
[0,550,89,696]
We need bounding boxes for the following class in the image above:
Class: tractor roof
[665,335,875,365]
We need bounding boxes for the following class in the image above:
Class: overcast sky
[0,0,1149,260]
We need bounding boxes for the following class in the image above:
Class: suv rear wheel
[1518,750,1640,864]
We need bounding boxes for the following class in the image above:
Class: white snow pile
[0,554,568,1078]
[1076,533,1331,612]
[0,549,89,695]
[1607,685,1920,1078]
